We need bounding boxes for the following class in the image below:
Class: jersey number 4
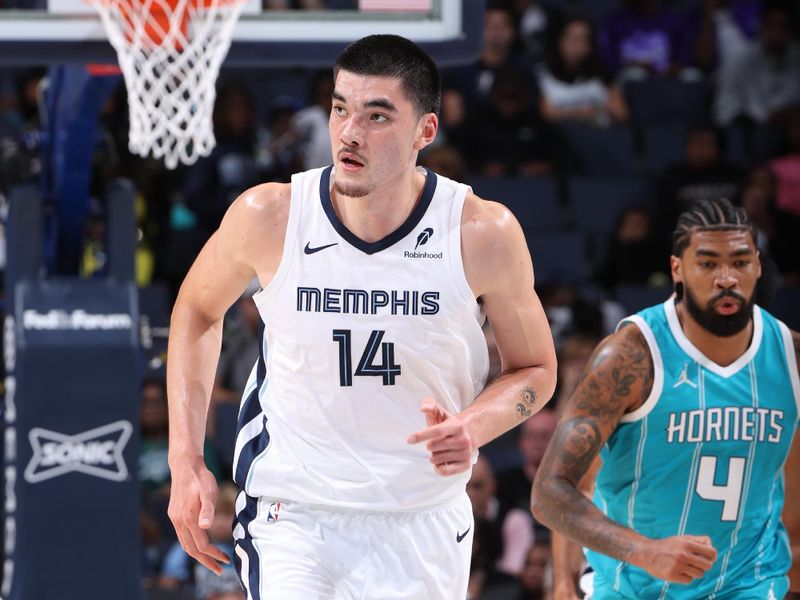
[332,329,401,386]
[696,455,746,522]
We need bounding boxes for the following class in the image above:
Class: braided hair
[671,198,757,300]
[672,198,756,257]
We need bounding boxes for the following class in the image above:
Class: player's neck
[675,301,754,367]
[331,169,426,243]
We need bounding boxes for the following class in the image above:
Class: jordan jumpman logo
[673,363,698,389]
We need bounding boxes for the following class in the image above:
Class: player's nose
[714,265,737,289]
[339,116,364,147]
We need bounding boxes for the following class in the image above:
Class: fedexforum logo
[24,421,132,483]
[23,309,132,331]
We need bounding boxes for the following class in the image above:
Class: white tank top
[243,166,489,511]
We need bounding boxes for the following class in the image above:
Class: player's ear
[670,254,682,284]
[414,112,438,150]
[755,248,762,279]
[670,254,683,299]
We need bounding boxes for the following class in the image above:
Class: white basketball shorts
[232,492,474,600]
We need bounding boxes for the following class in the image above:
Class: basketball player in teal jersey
[532,198,800,599]
[166,34,557,599]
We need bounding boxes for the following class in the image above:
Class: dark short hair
[334,34,441,116]
[671,198,757,257]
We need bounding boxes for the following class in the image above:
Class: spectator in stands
[598,0,692,80]
[539,279,626,347]
[768,107,800,217]
[511,0,563,65]
[259,94,303,182]
[158,83,266,299]
[741,166,800,283]
[419,144,469,183]
[538,16,629,126]
[0,69,44,191]
[714,1,800,127]
[686,0,760,75]
[182,82,266,237]
[468,456,536,598]
[140,377,175,500]
[656,125,743,232]
[597,205,671,290]
[441,1,528,130]
[291,70,333,170]
[452,65,557,177]
[139,377,222,544]
[496,409,558,521]
[515,536,553,600]
[553,334,601,411]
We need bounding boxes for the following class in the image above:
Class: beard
[333,178,371,198]
[683,285,754,337]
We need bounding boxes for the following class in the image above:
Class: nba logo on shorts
[267,502,281,523]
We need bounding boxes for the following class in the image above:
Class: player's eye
[733,260,749,268]
[371,113,388,123]
[700,261,716,269]
[333,105,347,117]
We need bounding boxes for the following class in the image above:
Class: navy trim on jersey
[319,165,438,255]
[234,324,270,489]
[233,493,262,600]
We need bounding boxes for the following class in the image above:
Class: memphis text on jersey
[296,286,440,316]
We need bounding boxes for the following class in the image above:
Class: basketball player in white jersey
[166,34,557,599]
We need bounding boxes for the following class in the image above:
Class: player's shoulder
[222,182,290,237]
[460,190,526,256]
[580,323,654,410]
[591,322,653,374]
[461,190,519,235]
[459,190,534,297]
[230,181,291,221]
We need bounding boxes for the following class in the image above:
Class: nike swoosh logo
[456,527,471,543]
[304,242,338,255]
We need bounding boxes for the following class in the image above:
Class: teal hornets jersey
[587,298,800,600]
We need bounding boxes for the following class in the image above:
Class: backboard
[0,0,482,67]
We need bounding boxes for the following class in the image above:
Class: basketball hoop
[88,0,247,169]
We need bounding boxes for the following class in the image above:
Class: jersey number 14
[332,329,401,386]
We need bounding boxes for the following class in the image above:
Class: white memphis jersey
[233,166,489,511]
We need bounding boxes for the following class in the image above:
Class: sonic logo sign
[24,421,133,483]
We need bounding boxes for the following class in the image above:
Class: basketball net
[88,0,247,169]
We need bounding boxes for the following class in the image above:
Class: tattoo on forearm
[535,417,636,562]
[516,385,537,418]
[557,417,602,480]
[531,326,654,564]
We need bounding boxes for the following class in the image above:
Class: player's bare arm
[458,195,557,439]
[407,195,557,475]
[551,456,601,600]
[166,182,289,573]
[531,324,718,584]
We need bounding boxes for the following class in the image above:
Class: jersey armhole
[447,184,483,315]
[253,174,303,303]
[619,316,664,423]
[778,321,800,415]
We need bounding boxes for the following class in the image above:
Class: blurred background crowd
[0,0,799,598]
